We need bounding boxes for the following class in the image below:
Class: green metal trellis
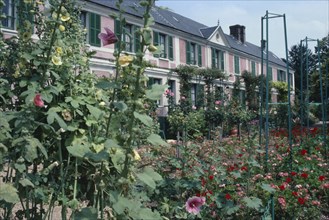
[259,11,292,173]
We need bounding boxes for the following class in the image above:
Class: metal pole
[265,11,270,171]
[284,14,293,172]
[305,37,310,135]
[259,16,264,147]
[300,40,304,136]
[317,40,326,145]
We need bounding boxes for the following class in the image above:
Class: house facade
[1,0,294,115]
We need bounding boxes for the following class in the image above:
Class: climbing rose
[98,27,118,46]
[298,197,306,205]
[318,176,325,181]
[34,94,44,107]
[300,149,307,156]
[225,193,231,200]
[185,196,206,215]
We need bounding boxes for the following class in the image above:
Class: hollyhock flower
[225,193,231,200]
[34,94,44,107]
[98,27,118,46]
[318,176,325,181]
[298,197,306,205]
[185,196,206,215]
[52,55,62,65]
[300,149,307,155]
[301,173,308,179]
[278,197,286,209]
[118,55,134,66]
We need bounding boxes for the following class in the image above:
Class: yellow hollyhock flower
[60,13,70,22]
[55,47,63,54]
[59,25,65,32]
[118,55,134,67]
[52,55,62,65]
[133,150,141,161]
[22,32,32,41]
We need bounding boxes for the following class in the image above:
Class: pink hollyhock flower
[34,94,44,107]
[185,196,206,215]
[98,27,118,46]
[278,197,286,209]
[215,100,221,105]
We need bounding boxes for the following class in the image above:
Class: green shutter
[277,69,280,81]
[89,13,100,46]
[186,41,191,64]
[114,19,121,50]
[153,31,159,57]
[268,67,272,81]
[198,45,202,67]
[251,61,256,76]
[134,25,141,53]
[211,48,215,68]
[168,35,173,61]
[220,51,225,71]
[234,56,240,74]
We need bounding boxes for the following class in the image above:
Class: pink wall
[159,59,169,68]
[273,67,278,81]
[241,57,247,72]
[228,54,234,73]
[179,39,186,64]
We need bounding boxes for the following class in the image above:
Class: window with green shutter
[152,31,173,60]
[251,61,256,76]
[89,13,101,47]
[2,0,15,29]
[234,56,240,74]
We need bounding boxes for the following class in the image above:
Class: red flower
[291,171,297,176]
[318,176,325,181]
[227,166,235,172]
[241,166,248,172]
[285,177,292,183]
[34,94,45,107]
[225,193,231,200]
[279,184,286,191]
[292,191,298,197]
[98,27,118,46]
[298,197,306,205]
[201,178,206,186]
[301,173,308,179]
[300,149,307,156]
[209,175,214,181]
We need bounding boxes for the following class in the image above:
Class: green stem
[58,140,67,220]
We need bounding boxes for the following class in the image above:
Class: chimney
[229,25,246,43]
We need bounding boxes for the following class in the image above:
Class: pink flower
[34,94,44,107]
[192,105,197,110]
[215,100,221,105]
[278,197,286,209]
[98,27,118,46]
[181,96,186,100]
[185,196,206,215]
[311,200,320,206]
[170,92,175,97]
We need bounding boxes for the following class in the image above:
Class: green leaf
[0,184,20,203]
[242,197,263,210]
[86,104,102,119]
[75,207,98,220]
[135,208,162,220]
[96,81,120,89]
[134,112,153,127]
[27,137,48,159]
[112,195,137,215]
[147,134,169,147]
[25,141,38,162]
[113,101,127,112]
[145,84,168,100]
[67,137,92,158]
[231,171,241,178]
[19,178,34,188]
[261,183,276,193]
[136,167,162,189]
[110,148,125,173]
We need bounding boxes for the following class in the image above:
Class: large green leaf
[26,137,48,159]
[86,104,103,119]
[134,112,153,127]
[113,101,127,112]
[261,183,276,193]
[0,184,20,203]
[242,197,263,210]
[147,134,169,147]
[75,207,98,220]
[136,167,162,189]
[145,84,168,100]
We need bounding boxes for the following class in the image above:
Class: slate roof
[87,0,286,67]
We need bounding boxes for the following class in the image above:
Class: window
[2,0,15,29]
[251,61,256,76]
[115,20,141,53]
[234,56,240,74]
[153,31,173,60]
[267,67,273,82]
[81,12,101,47]
[211,48,225,71]
[277,70,286,82]
[186,41,202,66]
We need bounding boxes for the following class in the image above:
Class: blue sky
[156,0,329,58]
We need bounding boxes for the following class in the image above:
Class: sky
[155,0,329,59]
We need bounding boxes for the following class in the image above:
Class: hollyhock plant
[98,27,118,46]
[34,94,44,107]
[185,196,206,215]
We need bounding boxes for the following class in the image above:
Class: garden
[0,0,328,219]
